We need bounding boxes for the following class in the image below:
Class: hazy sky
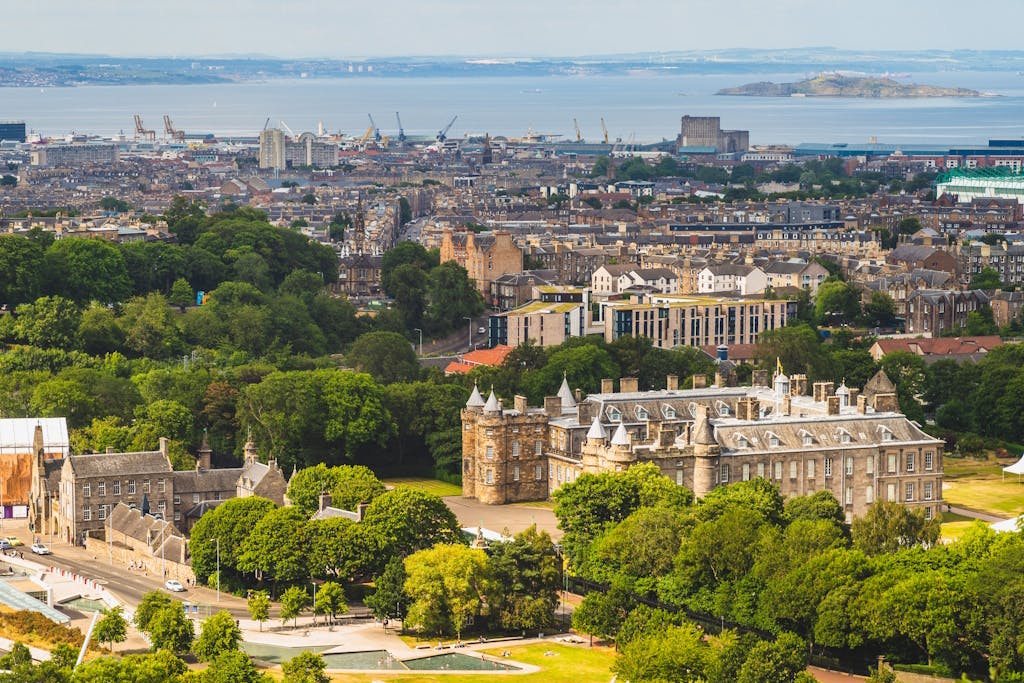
[7,0,1022,57]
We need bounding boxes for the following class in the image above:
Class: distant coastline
[717,74,987,98]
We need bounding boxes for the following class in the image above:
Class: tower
[691,406,720,498]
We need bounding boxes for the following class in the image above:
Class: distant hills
[717,74,986,98]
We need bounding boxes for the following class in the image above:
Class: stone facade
[461,371,945,522]
[441,228,524,301]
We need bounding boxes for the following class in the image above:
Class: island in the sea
[716,73,985,98]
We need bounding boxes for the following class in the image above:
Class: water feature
[241,642,331,664]
[320,649,409,670]
[59,597,106,612]
[403,652,520,671]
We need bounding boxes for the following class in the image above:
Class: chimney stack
[857,395,868,414]
[827,396,841,415]
[318,492,332,512]
[620,377,639,393]
[544,396,562,417]
[601,378,615,394]
[514,395,528,413]
[666,374,679,391]
[692,374,707,389]
[781,394,791,416]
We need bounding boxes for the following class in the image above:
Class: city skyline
[5,0,1023,58]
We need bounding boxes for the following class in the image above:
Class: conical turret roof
[557,373,576,410]
[466,383,485,408]
[586,415,606,441]
[611,422,630,447]
[693,409,716,445]
[483,388,500,414]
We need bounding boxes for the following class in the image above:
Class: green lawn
[942,456,1024,517]
[322,643,616,683]
[383,478,463,497]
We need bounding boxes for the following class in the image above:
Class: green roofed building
[936,167,1024,203]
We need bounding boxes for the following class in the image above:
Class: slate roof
[68,450,171,478]
[172,468,242,495]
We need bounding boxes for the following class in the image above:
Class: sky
[6,0,1023,57]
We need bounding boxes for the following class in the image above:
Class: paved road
[948,505,1008,523]
[444,495,562,541]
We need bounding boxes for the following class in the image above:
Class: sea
[4,70,1024,146]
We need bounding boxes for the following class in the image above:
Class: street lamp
[311,580,317,627]
[413,328,423,356]
[464,317,473,351]
[215,538,220,604]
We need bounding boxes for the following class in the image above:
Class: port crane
[133,114,156,142]
[573,118,583,143]
[279,120,296,139]
[357,122,375,148]
[163,115,185,142]
[395,112,406,143]
[600,118,609,145]
[436,115,458,142]
[368,114,382,142]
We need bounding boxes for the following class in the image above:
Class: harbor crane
[368,114,382,142]
[357,122,375,147]
[133,114,156,142]
[600,117,609,145]
[279,120,296,139]
[163,115,185,142]
[573,118,583,143]
[436,115,458,142]
[395,112,406,143]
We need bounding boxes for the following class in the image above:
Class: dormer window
[766,432,781,448]
[735,434,749,448]
[635,406,649,421]
[836,428,852,444]
[688,402,700,418]
[662,405,676,419]
[716,401,730,417]
[607,407,622,422]
[799,429,813,447]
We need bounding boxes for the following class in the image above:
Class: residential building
[259,128,287,170]
[868,336,1002,363]
[762,260,830,293]
[0,418,68,519]
[592,265,679,295]
[603,294,790,349]
[906,289,990,336]
[696,264,768,295]
[886,244,957,274]
[337,253,383,297]
[445,345,514,376]
[490,287,590,348]
[440,229,524,301]
[462,370,943,522]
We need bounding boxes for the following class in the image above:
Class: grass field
[321,643,616,683]
[942,456,1024,517]
[383,478,462,497]
[940,510,982,542]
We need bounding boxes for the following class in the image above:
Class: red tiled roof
[461,344,513,367]
[874,336,1003,357]
[444,362,474,375]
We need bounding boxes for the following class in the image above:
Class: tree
[313,581,349,623]
[862,291,896,328]
[71,650,188,683]
[736,632,807,683]
[119,293,183,359]
[94,605,128,652]
[878,350,926,422]
[365,555,410,622]
[192,610,241,662]
[202,650,272,683]
[571,583,634,644]
[134,591,173,633]
[487,526,561,631]
[814,280,861,325]
[424,261,484,335]
[286,463,343,516]
[237,506,308,587]
[282,651,329,683]
[386,263,428,330]
[78,301,124,355]
[248,591,271,632]
[190,496,277,585]
[43,237,131,304]
[755,324,832,381]
[851,500,940,555]
[0,235,45,306]
[970,267,1002,290]
[381,242,436,295]
[404,544,491,639]
[147,603,194,653]
[169,278,193,311]
[347,331,420,384]
[613,623,709,682]
[10,296,81,350]
[280,586,312,628]
[100,196,130,213]
[362,488,462,557]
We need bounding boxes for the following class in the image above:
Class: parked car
[30,543,50,555]
[165,579,185,592]
[4,537,23,547]
[0,540,12,551]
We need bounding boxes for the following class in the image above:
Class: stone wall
[84,537,194,584]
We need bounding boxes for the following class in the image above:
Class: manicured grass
[383,478,462,497]
[322,642,616,683]
[941,520,980,543]
[942,456,1024,517]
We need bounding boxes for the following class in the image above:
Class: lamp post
[215,538,220,604]
[107,513,112,566]
[413,328,423,356]
[464,317,473,351]
[312,581,317,627]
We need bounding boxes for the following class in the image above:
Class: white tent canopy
[1004,453,1024,476]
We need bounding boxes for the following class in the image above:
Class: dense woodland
[556,465,1024,682]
